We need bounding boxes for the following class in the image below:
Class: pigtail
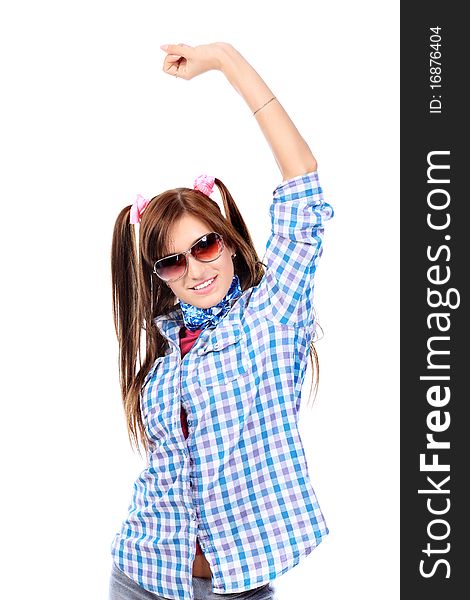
[213,178,265,289]
[111,207,145,455]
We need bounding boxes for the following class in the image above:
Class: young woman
[109,42,334,600]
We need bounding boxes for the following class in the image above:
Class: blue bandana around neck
[179,274,243,332]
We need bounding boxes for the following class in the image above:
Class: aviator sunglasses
[153,232,225,282]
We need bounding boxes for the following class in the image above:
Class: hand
[159,42,227,80]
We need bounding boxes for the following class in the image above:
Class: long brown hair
[111,178,320,457]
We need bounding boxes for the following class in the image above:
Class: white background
[0,1,399,599]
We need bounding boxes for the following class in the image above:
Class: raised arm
[160,41,333,332]
[159,42,317,181]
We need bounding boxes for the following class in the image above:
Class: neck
[179,274,242,331]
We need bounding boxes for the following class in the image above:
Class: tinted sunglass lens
[193,233,223,261]
[155,254,186,281]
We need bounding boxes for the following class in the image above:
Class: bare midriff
[192,551,213,578]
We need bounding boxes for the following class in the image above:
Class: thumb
[160,43,193,56]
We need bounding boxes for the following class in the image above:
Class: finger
[162,53,181,67]
[162,56,182,76]
[163,61,179,76]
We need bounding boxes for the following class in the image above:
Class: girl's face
[163,214,235,309]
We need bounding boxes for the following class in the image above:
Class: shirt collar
[154,288,251,347]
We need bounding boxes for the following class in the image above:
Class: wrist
[212,42,241,72]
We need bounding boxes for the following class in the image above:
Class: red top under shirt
[179,325,204,555]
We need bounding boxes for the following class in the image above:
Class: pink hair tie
[193,174,215,197]
[130,194,150,224]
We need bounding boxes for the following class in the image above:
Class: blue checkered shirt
[110,170,334,600]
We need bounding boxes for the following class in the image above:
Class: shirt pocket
[194,323,252,387]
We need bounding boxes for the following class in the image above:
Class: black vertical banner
[401,4,468,599]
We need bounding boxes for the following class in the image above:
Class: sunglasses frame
[152,232,225,283]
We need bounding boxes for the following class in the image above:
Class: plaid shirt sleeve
[247,170,334,331]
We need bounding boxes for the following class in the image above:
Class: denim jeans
[109,561,277,600]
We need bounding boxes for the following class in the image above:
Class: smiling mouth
[190,276,217,290]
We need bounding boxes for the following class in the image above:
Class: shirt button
[214,342,219,349]
[191,511,197,521]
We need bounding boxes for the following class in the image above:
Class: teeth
[193,277,215,290]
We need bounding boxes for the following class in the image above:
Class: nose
[186,252,212,282]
